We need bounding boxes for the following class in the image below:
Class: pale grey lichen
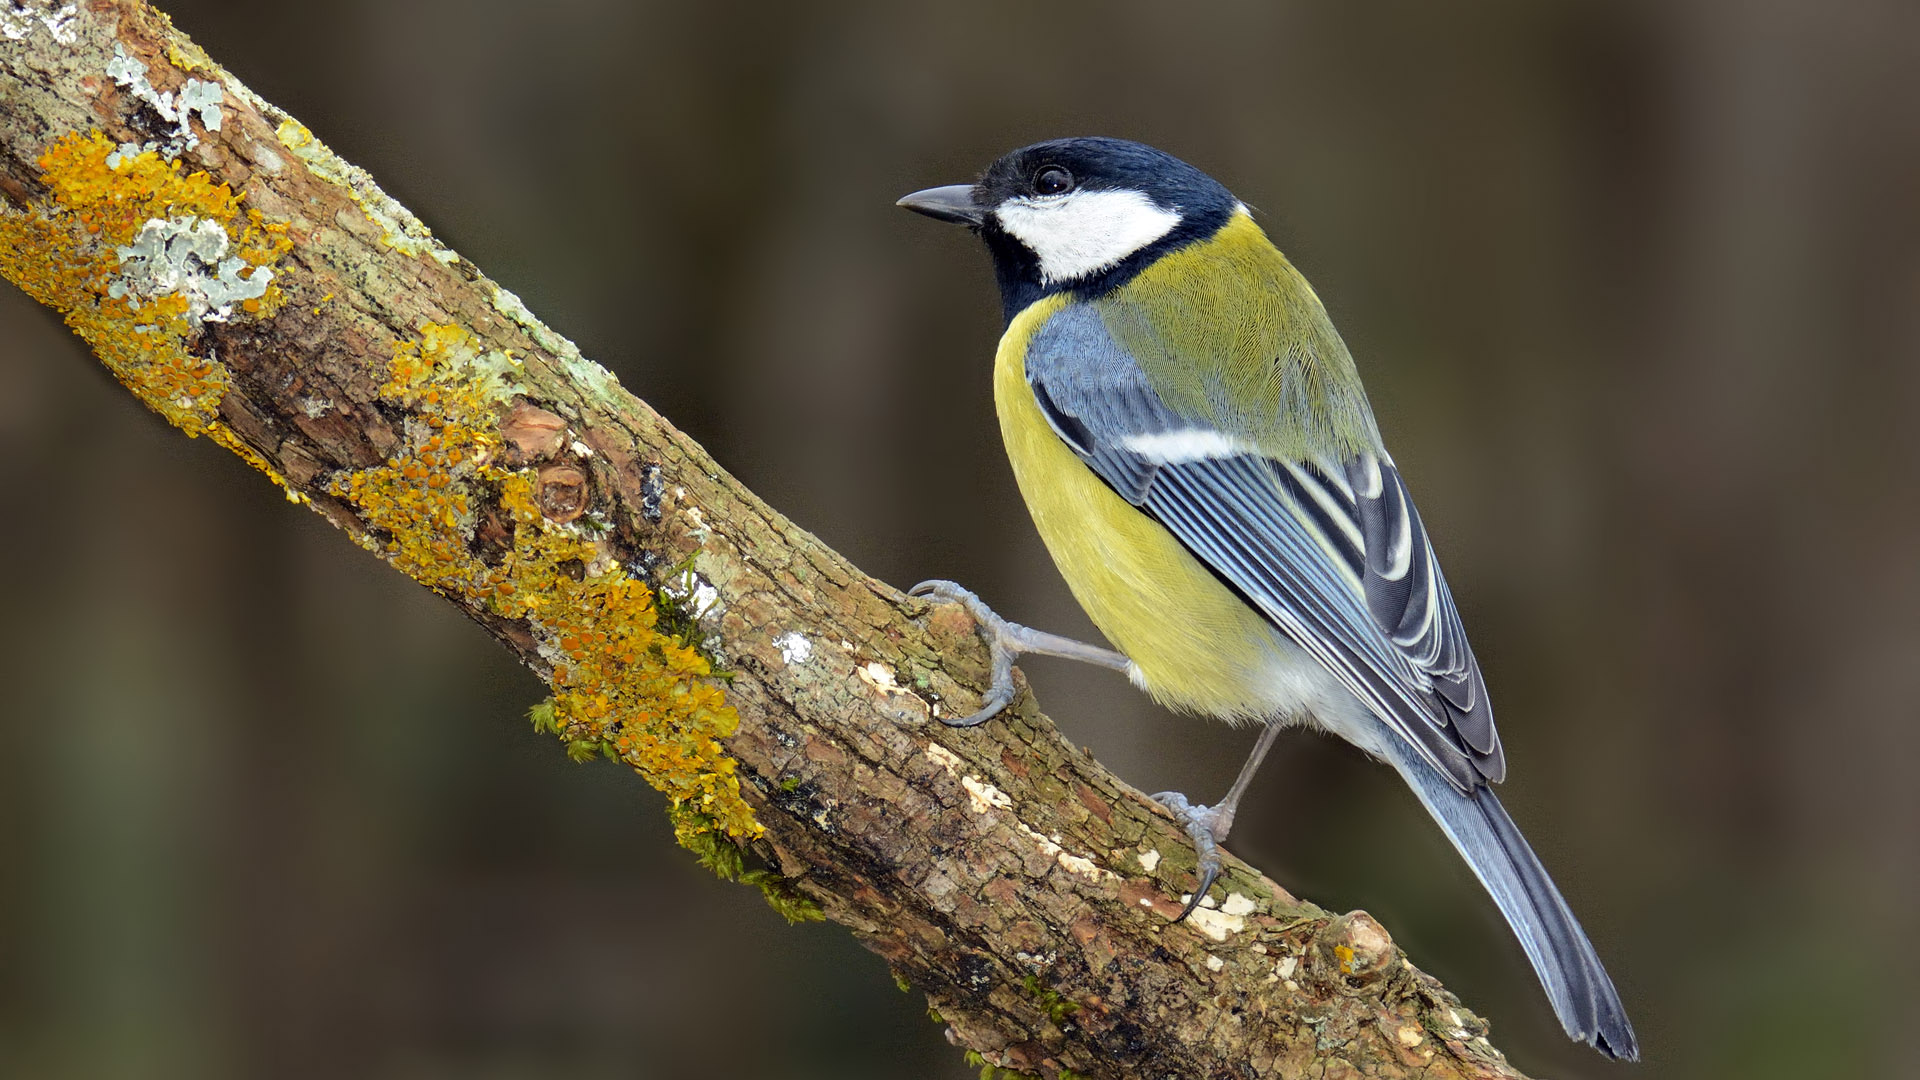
[109,216,274,325]
[1,2,76,42]
[177,80,225,133]
[274,117,453,262]
[104,43,225,163]
[491,286,625,403]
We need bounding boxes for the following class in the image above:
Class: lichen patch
[330,322,760,841]
[1,2,77,43]
[105,43,224,162]
[0,130,287,437]
[274,118,451,262]
[109,214,272,324]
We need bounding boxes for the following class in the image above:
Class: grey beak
[897,184,985,226]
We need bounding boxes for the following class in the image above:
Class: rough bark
[0,4,1535,1077]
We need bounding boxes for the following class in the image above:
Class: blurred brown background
[3,0,1918,1077]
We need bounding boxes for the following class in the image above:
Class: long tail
[1383,740,1640,1060]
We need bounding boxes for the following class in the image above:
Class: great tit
[899,137,1637,1060]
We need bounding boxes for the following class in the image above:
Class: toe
[1176,858,1222,922]
[1150,793,1227,923]
[940,684,1014,728]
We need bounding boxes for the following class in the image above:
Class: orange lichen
[331,324,760,840]
[0,131,287,436]
[207,421,308,504]
[2,129,758,842]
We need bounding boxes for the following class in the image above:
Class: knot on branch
[1315,910,1398,992]
[537,462,590,523]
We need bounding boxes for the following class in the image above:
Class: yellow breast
[993,295,1297,724]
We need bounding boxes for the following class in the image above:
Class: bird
[896,137,1637,1060]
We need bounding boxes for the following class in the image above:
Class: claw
[1153,790,1227,922]
[912,580,1020,728]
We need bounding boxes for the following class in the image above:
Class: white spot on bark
[661,568,722,622]
[859,660,900,692]
[1276,956,1297,980]
[1205,954,1225,972]
[1220,892,1257,917]
[690,582,719,618]
[925,742,963,770]
[1049,844,1102,880]
[960,774,1012,815]
[1181,892,1255,941]
[681,505,708,540]
[921,741,1115,883]
[775,632,813,666]
[1136,848,1161,873]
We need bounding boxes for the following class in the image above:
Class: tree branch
[1,4,1534,1076]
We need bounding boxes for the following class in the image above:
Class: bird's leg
[911,579,1130,727]
[1154,720,1285,921]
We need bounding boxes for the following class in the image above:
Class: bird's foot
[1152,790,1235,922]
[911,580,1027,727]
[912,579,1132,726]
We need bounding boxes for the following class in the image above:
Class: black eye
[1032,166,1074,196]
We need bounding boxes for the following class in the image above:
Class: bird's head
[899,137,1242,322]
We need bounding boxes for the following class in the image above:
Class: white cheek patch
[995,189,1182,285]
[1118,429,1252,463]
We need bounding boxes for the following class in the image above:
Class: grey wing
[1027,308,1504,788]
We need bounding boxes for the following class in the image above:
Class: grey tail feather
[1384,740,1640,1061]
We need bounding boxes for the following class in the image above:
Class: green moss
[668,805,823,924]
[961,1050,1040,1080]
[650,553,732,679]
[1021,974,1081,1024]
